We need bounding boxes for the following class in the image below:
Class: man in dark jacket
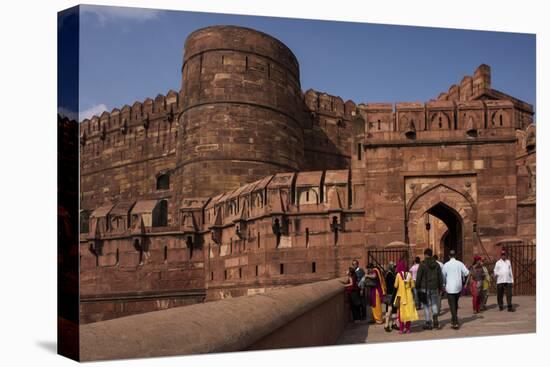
[352,259,367,320]
[416,248,444,329]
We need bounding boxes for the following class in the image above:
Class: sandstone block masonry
[78,25,535,322]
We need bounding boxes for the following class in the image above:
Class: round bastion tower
[174,25,305,199]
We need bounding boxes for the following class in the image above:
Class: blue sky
[64,5,536,120]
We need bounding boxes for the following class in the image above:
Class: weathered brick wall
[79,232,206,323]
[303,90,356,170]
[361,100,529,264]
[196,170,366,300]
[515,124,536,243]
[79,91,182,220]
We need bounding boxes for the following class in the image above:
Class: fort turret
[174,25,306,199]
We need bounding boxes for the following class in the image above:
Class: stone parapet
[80,278,348,361]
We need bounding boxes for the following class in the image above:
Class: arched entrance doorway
[426,202,463,261]
[406,183,476,264]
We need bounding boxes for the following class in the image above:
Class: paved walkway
[337,295,536,345]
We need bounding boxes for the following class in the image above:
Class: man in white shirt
[442,250,469,329]
[494,250,514,312]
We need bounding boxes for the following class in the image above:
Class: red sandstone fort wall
[79,91,182,222]
[77,25,535,322]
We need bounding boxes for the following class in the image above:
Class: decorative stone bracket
[328,211,344,232]
[234,221,247,240]
[209,227,222,245]
[329,214,343,246]
[272,216,289,247]
[88,239,103,257]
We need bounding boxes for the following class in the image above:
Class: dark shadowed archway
[427,202,463,261]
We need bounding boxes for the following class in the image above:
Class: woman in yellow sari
[394,260,418,334]
[365,263,386,324]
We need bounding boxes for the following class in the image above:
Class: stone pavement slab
[337,295,536,345]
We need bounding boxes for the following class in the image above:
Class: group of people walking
[344,249,515,333]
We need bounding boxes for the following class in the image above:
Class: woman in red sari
[343,267,361,322]
[468,256,484,314]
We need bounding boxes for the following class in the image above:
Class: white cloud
[57,106,78,121]
[58,104,109,122]
[80,104,109,120]
[81,6,161,26]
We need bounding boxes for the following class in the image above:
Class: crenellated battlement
[80,89,183,142]
[304,89,357,120]
[353,98,521,146]
[79,89,185,211]
[432,64,533,128]
[434,64,491,102]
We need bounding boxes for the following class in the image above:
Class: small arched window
[156,173,170,190]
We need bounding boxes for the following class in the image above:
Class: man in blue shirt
[442,250,470,329]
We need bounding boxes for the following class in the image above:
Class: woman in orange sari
[365,263,386,324]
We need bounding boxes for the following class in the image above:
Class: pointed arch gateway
[406,183,477,263]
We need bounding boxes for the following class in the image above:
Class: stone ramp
[337,295,536,345]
